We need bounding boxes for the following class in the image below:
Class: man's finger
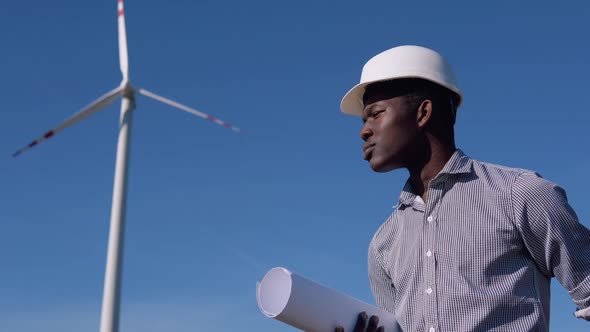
[353,312,368,332]
[367,315,380,332]
[376,326,385,332]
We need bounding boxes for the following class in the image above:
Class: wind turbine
[12,1,241,331]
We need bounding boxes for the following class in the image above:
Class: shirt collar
[436,149,472,176]
[395,149,473,208]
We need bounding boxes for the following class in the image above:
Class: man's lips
[363,144,375,160]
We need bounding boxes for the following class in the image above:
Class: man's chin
[369,157,400,173]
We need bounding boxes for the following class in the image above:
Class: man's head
[360,78,459,172]
[341,45,462,172]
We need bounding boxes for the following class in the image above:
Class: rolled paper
[257,267,399,332]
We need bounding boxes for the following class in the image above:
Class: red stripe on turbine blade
[118,9,124,16]
[222,123,232,128]
[43,131,54,139]
[206,115,216,121]
[28,141,38,148]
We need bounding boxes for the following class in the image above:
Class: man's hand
[335,312,384,332]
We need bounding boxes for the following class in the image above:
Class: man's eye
[373,110,384,117]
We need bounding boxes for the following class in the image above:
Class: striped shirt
[368,150,590,331]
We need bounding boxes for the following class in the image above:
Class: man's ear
[416,99,433,128]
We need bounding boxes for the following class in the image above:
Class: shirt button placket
[425,213,436,329]
[424,186,440,332]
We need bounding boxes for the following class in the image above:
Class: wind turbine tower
[13,1,241,331]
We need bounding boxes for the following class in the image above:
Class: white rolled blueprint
[256,267,399,332]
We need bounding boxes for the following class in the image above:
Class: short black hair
[363,78,459,125]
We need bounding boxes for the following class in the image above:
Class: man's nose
[360,124,373,141]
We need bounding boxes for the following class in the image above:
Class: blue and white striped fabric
[368,149,590,331]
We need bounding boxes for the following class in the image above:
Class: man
[336,45,590,331]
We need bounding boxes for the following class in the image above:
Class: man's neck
[408,142,456,202]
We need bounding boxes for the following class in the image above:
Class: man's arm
[512,172,590,320]
[368,237,396,312]
[332,239,393,332]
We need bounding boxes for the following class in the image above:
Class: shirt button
[427,216,433,222]
[426,250,432,257]
[426,287,432,294]
[429,327,435,332]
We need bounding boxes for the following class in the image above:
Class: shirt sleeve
[368,235,396,313]
[575,307,590,320]
[512,172,590,321]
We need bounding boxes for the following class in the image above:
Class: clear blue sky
[1,0,589,331]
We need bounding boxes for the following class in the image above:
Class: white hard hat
[340,45,463,116]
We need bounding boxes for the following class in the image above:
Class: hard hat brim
[340,75,463,116]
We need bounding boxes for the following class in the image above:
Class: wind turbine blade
[117,0,129,80]
[12,86,123,157]
[137,88,242,133]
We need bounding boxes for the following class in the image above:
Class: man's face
[360,91,420,172]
